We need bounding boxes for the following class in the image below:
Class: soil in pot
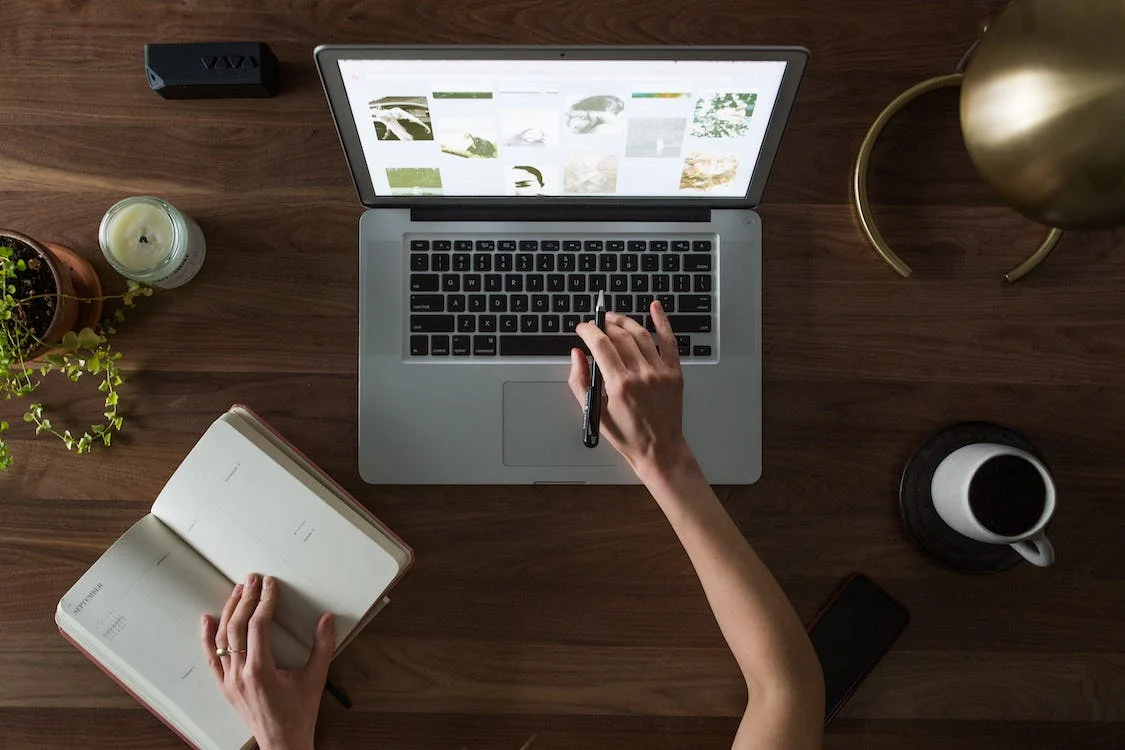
[4,235,60,343]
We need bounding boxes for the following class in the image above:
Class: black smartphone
[806,573,910,725]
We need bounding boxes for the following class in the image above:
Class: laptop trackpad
[502,381,616,467]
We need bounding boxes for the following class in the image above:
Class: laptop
[314,45,807,484]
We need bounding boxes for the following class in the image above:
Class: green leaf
[105,391,119,406]
[60,330,80,349]
[113,417,123,430]
[76,327,101,349]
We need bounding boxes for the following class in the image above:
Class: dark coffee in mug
[968,455,1047,536]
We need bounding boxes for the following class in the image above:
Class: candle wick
[139,235,149,244]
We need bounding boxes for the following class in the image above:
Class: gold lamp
[854,0,1125,281]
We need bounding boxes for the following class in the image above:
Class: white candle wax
[103,201,175,271]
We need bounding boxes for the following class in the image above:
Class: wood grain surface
[2,0,1123,747]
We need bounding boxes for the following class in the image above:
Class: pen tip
[596,289,605,308]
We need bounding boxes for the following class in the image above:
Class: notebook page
[150,417,404,649]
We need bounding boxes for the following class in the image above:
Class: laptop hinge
[410,205,711,223]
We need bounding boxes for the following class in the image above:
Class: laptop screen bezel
[314,45,808,209]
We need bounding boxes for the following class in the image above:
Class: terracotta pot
[0,229,84,360]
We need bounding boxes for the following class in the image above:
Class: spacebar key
[500,335,578,356]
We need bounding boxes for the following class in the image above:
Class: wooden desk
[2,1,1123,747]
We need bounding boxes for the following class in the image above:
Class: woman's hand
[201,574,335,750]
[568,300,698,482]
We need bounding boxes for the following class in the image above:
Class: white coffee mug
[930,443,1056,567]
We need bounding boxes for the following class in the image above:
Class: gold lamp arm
[851,72,1064,282]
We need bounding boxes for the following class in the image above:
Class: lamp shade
[960,0,1125,229]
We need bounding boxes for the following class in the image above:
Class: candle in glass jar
[99,196,206,288]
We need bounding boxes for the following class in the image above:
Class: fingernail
[233,583,243,596]
[654,301,663,312]
[246,573,256,586]
[263,575,274,589]
[201,614,209,626]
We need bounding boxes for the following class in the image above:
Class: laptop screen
[336,58,789,199]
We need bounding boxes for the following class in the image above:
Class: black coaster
[899,422,1041,574]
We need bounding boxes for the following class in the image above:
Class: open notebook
[56,405,414,750]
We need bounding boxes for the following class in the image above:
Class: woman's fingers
[227,574,261,672]
[247,576,279,673]
[576,322,627,379]
[200,614,225,684]
[214,583,241,657]
[567,348,590,406]
[649,301,680,368]
[607,312,661,366]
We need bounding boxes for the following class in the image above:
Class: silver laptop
[314,45,807,484]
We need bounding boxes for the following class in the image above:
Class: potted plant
[0,229,150,469]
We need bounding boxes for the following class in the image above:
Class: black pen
[582,289,607,448]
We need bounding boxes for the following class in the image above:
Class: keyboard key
[579,253,597,271]
[532,294,550,312]
[512,295,529,312]
[553,295,571,313]
[505,276,523,292]
[457,315,475,333]
[527,274,545,292]
[442,274,460,292]
[431,335,450,355]
[651,240,668,252]
[672,240,690,252]
[674,274,691,292]
[559,254,577,272]
[516,253,534,272]
[641,254,659,272]
[564,240,582,252]
[653,275,671,292]
[411,294,444,312]
[454,240,472,252]
[453,253,471,272]
[432,254,451,271]
[485,274,502,291]
[498,240,517,251]
[410,239,430,252]
[693,345,712,356]
[568,275,586,292]
[411,274,439,292]
[679,294,712,312]
[668,315,712,333]
[500,315,518,333]
[662,255,681,272]
[563,314,581,331]
[547,274,565,292]
[622,254,639,272]
[637,294,654,310]
[692,240,713,252]
[452,335,470,355]
[584,240,604,252]
[520,314,539,332]
[684,255,712,272]
[536,254,555,271]
[630,275,649,292]
[519,240,538,252]
[542,240,560,252]
[474,254,492,272]
[694,275,713,292]
[480,314,497,332]
[473,335,497,356]
[590,274,607,292]
[468,294,487,312]
[496,254,514,272]
[614,296,633,313]
[489,295,508,312]
[542,315,561,333]
[410,335,428,355]
[448,294,466,312]
[657,294,676,312]
[599,255,618,272]
[500,335,579,356]
[574,294,592,313]
[628,240,647,251]
[474,239,495,252]
[411,314,454,332]
[434,239,452,252]
[410,254,428,271]
[677,335,691,356]
[607,240,625,252]
[610,274,628,292]
[464,275,482,293]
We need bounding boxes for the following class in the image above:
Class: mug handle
[1011,533,1055,567]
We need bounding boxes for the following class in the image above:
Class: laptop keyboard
[407,236,715,359]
